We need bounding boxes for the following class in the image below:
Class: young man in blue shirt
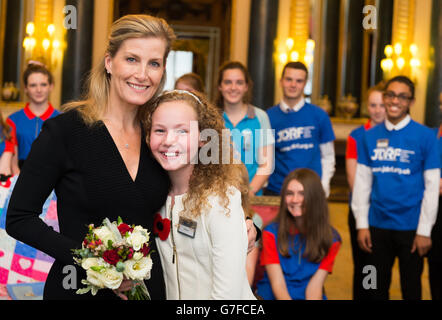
[352,76,440,300]
[265,61,335,197]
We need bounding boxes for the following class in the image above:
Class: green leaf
[117,216,123,225]
[90,266,105,272]
[91,286,99,296]
[76,286,92,295]
[107,239,113,249]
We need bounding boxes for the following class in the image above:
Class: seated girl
[256,168,341,300]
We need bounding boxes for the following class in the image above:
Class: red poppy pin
[153,213,171,241]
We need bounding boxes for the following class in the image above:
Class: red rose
[153,213,170,241]
[117,223,133,236]
[103,249,120,265]
[141,243,151,257]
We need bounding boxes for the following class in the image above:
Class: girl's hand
[246,218,257,254]
[113,278,134,300]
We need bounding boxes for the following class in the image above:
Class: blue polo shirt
[223,106,264,195]
[256,222,341,300]
[7,103,60,161]
[266,102,335,194]
[357,119,440,231]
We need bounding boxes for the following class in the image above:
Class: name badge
[376,139,389,148]
[177,216,197,238]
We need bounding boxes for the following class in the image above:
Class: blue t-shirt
[266,102,335,193]
[357,120,440,231]
[7,104,60,160]
[223,106,269,195]
[256,222,341,300]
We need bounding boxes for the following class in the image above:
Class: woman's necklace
[103,119,135,150]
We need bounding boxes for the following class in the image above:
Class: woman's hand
[0,151,13,176]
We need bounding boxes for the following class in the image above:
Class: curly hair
[144,90,244,218]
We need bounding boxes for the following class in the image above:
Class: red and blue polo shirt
[6,103,60,161]
[256,222,341,300]
[0,132,14,156]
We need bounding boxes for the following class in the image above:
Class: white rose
[81,257,101,270]
[126,227,149,251]
[93,226,117,245]
[87,267,123,290]
[135,226,150,242]
[123,257,152,281]
[86,269,106,288]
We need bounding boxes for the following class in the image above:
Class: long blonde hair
[63,14,175,125]
[145,90,243,218]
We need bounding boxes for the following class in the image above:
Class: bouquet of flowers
[72,217,153,300]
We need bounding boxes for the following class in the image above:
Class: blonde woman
[6,14,175,300]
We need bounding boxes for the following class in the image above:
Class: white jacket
[155,186,256,300]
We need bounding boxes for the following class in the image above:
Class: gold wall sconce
[23,21,63,70]
[380,42,420,80]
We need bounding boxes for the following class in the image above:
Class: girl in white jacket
[145,89,256,300]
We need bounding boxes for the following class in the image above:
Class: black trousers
[263,188,279,196]
[348,204,371,300]
[428,196,442,300]
[366,226,423,300]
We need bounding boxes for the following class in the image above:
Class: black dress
[6,109,170,300]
